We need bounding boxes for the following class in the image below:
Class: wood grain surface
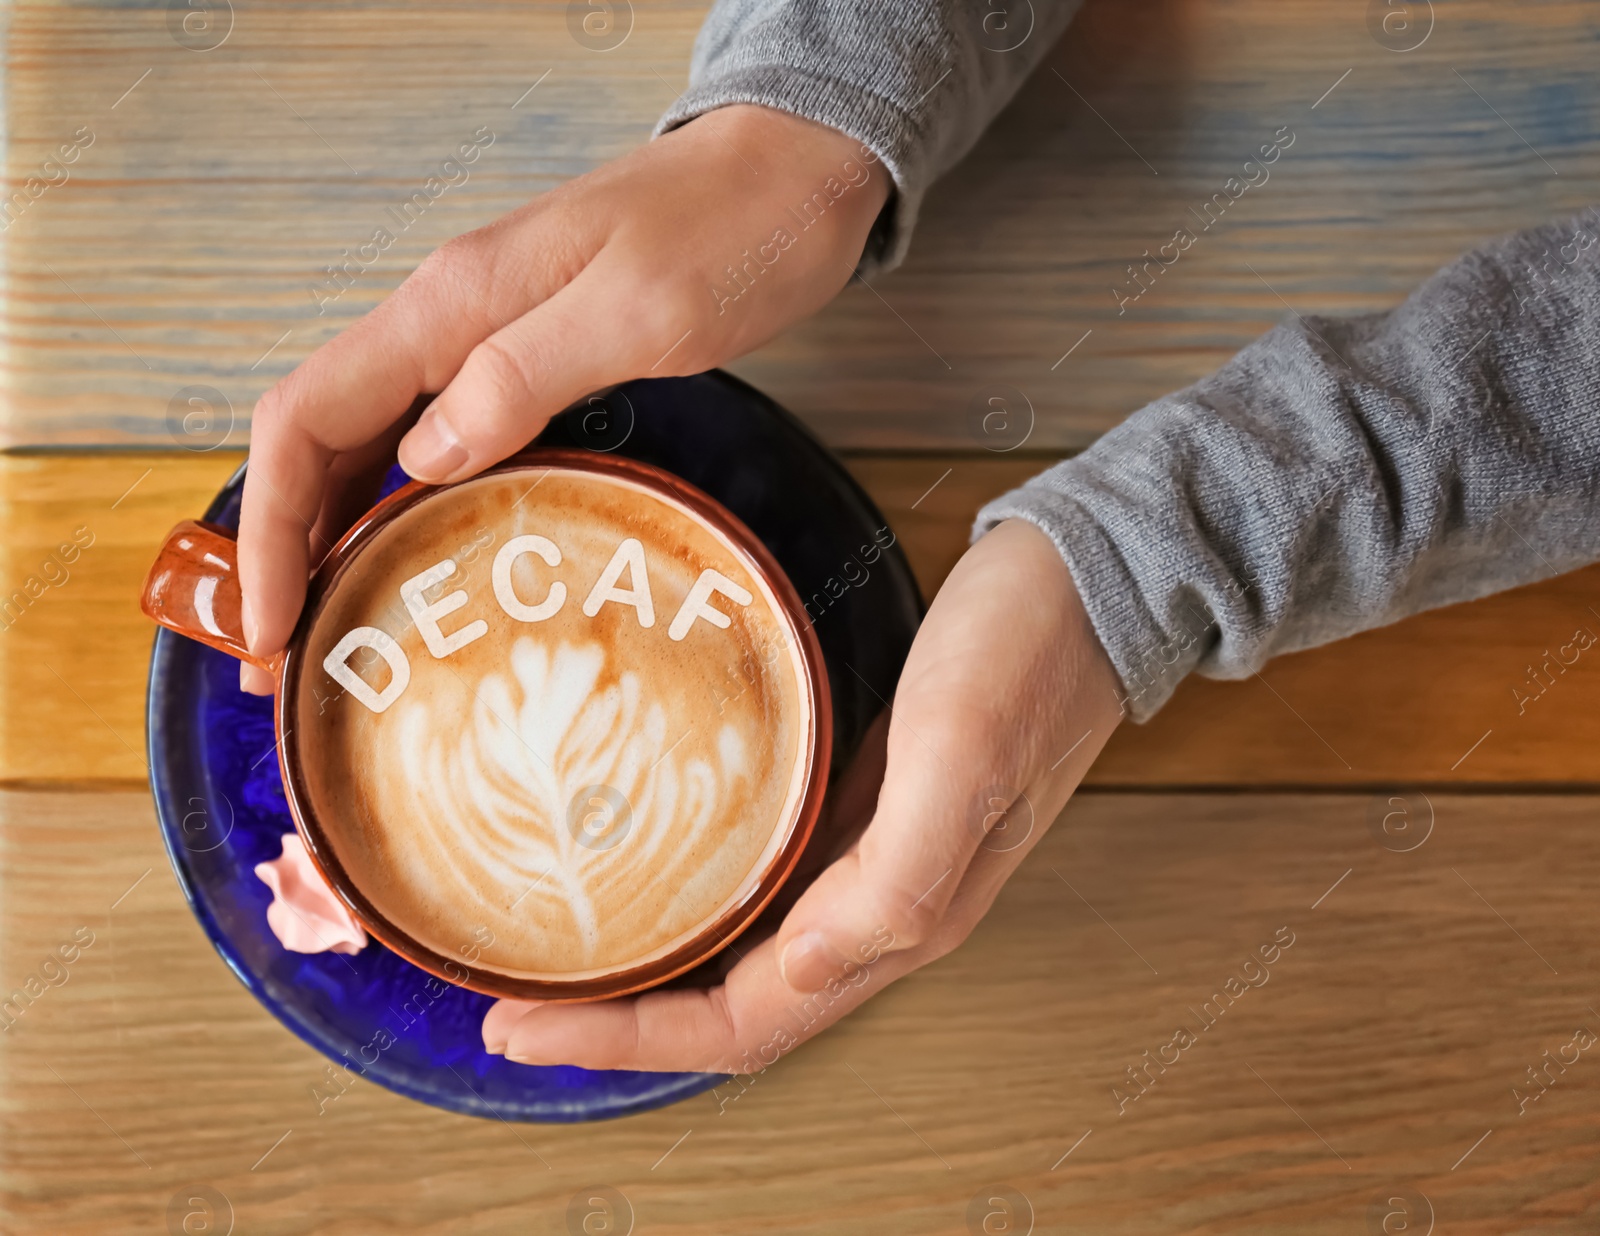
[7,0,1600,450]
[3,788,1597,1234]
[7,451,1600,789]
[8,1,1600,1232]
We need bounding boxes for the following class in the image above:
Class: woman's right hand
[236,103,891,693]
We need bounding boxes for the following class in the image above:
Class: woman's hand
[235,104,889,693]
[482,518,1127,1071]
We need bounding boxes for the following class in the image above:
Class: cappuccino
[293,464,815,983]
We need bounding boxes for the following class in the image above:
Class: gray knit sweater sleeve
[656,0,1085,271]
[976,209,1600,721]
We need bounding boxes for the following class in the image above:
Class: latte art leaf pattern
[297,468,812,984]
[390,637,751,970]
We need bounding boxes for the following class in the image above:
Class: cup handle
[140,520,281,673]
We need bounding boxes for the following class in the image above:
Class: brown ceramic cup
[141,449,832,1002]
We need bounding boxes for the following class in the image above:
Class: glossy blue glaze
[146,371,922,1122]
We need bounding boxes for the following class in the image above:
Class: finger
[769,683,1007,993]
[396,254,700,483]
[815,708,890,865]
[494,527,1121,1066]
[500,771,1096,1074]
[308,396,430,559]
[499,770,1072,1074]
[938,747,1104,950]
[499,930,921,1073]
[236,420,328,692]
[491,684,1071,1074]
[505,986,736,1073]
[237,223,590,666]
[481,998,544,1054]
[774,520,1113,991]
[240,662,275,695]
[236,400,432,695]
[743,709,889,934]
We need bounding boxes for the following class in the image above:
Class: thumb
[771,518,1126,994]
[396,267,692,482]
[773,721,1005,993]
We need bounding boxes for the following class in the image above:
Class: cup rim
[274,447,833,1002]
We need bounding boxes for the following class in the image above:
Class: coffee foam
[294,467,812,981]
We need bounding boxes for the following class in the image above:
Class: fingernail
[240,594,259,651]
[482,998,542,1054]
[780,931,844,992]
[484,1019,539,1055]
[401,416,468,481]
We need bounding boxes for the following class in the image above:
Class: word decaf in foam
[297,469,811,979]
[323,498,756,714]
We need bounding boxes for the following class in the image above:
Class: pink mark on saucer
[254,832,369,955]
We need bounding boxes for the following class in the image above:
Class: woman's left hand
[482,518,1126,1071]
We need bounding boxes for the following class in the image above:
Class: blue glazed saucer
[146,371,922,1122]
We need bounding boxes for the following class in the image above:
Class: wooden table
[5,2,1600,1232]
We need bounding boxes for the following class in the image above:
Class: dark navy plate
[147,371,923,1122]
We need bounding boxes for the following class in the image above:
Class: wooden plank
[0,451,244,783]
[863,453,1600,785]
[3,788,1597,1233]
[7,0,1600,450]
[8,450,1600,787]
